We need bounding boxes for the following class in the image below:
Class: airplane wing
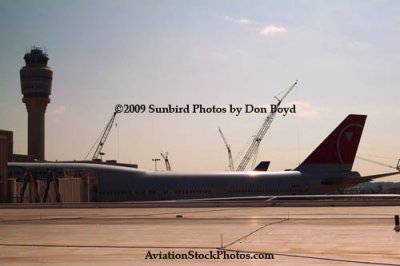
[178,194,400,202]
[321,171,400,186]
[360,171,400,181]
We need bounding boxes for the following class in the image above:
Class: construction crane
[219,127,234,171]
[86,111,118,161]
[236,80,298,171]
[160,152,171,171]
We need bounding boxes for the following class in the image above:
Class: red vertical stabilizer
[296,114,367,172]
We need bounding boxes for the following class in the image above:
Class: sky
[1,0,400,180]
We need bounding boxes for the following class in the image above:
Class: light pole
[152,158,160,171]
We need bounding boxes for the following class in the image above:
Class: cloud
[224,15,257,25]
[348,41,372,51]
[51,106,66,115]
[48,106,66,125]
[259,25,288,36]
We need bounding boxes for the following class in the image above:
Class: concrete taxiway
[0,205,400,265]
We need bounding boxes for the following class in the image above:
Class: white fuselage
[8,162,361,201]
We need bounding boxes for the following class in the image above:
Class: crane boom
[236,80,298,171]
[92,111,118,161]
[219,127,234,171]
[161,152,171,171]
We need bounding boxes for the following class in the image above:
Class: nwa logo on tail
[296,115,366,172]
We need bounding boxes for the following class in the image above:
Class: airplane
[8,114,400,202]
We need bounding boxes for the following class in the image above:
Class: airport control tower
[20,47,53,161]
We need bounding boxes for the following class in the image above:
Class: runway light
[394,215,400,232]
